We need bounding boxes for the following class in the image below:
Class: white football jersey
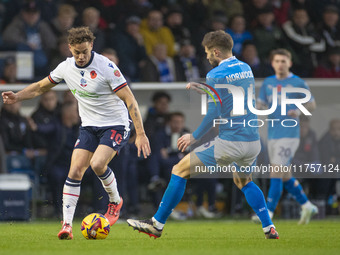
[49,52,129,128]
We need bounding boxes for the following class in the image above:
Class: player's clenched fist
[2,91,18,104]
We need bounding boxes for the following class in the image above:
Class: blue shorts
[75,125,130,153]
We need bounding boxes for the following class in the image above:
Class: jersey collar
[75,51,94,69]
[219,56,236,65]
[275,72,293,80]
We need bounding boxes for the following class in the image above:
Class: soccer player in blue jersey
[254,48,318,224]
[127,30,279,239]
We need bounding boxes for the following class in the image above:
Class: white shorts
[194,137,261,170]
[268,138,300,166]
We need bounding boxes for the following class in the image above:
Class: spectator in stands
[210,14,228,32]
[252,6,287,62]
[140,10,175,57]
[174,40,201,81]
[50,35,72,70]
[0,135,6,173]
[292,116,320,167]
[179,0,208,34]
[320,119,340,165]
[101,48,119,66]
[243,0,271,29]
[0,57,18,84]
[240,41,273,77]
[49,4,77,38]
[314,46,340,78]
[140,44,176,82]
[144,91,171,141]
[62,90,77,105]
[165,5,191,53]
[50,4,77,38]
[282,8,326,77]
[290,0,322,26]
[2,1,57,77]
[271,0,291,27]
[28,102,80,217]
[147,112,189,207]
[62,0,91,27]
[82,7,106,53]
[318,119,340,211]
[226,14,253,57]
[319,5,340,51]
[30,90,60,180]
[190,13,228,74]
[0,102,35,171]
[110,16,147,82]
[208,0,243,20]
[31,90,61,155]
[292,116,320,200]
[195,178,219,218]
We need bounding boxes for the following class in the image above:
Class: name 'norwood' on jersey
[226,71,254,83]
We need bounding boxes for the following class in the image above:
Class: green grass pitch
[0,219,339,255]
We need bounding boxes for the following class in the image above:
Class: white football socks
[62,178,81,226]
[152,217,165,230]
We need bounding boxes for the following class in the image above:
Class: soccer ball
[81,213,110,239]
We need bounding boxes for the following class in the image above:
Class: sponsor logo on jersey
[90,70,97,79]
[80,71,85,77]
[80,78,87,87]
[108,63,114,68]
[114,70,121,77]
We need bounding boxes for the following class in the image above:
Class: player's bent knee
[172,164,190,179]
[90,159,107,175]
[68,165,86,180]
[233,176,251,190]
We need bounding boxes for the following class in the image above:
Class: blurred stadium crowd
[0,0,340,83]
[0,0,339,220]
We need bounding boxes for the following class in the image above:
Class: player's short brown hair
[67,26,95,45]
[270,48,292,61]
[201,30,233,53]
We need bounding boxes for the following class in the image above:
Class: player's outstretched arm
[2,77,56,104]
[186,82,207,94]
[116,86,151,159]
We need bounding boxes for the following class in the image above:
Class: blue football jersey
[258,73,313,140]
[193,56,259,142]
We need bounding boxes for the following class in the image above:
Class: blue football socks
[267,178,283,212]
[284,177,308,205]
[242,181,273,228]
[154,174,187,224]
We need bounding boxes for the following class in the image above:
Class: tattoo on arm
[128,102,143,132]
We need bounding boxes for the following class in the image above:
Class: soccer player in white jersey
[254,49,318,224]
[2,27,151,240]
[127,30,279,239]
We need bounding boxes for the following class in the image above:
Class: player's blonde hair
[67,26,95,45]
[201,30,233,53]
